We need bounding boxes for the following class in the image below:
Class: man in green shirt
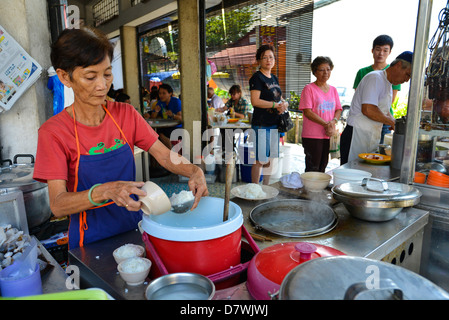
[353,35,400,143]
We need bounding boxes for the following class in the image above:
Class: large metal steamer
[0,154,51,229]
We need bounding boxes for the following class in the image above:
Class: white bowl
[117,257,152,286]
[300,172,331,192]
[139,181,171,215]
[332,169,372,186]
[113,244,145,264]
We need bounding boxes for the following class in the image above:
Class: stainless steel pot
[279,256,449,300]
[0,154,51,228]
[332,177,422,222]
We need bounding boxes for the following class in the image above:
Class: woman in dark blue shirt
[249,44,289,184]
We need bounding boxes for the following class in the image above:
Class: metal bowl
[332,195,405,222]
[331,178,421,222]
[145,273,215,300]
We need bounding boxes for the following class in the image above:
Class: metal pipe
[199,0,208,152]
[400,0,434,184]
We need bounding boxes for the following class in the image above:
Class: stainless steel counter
[69,229,147,300]
[68,181,429,300]
[328,159,401,182]
[328,159,449,292]
[413,181,449,292]
[238,185,428,261]
[38,238,69,295]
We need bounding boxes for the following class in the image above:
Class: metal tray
[249,199,337,238]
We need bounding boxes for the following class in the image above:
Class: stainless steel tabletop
[68,181,429,300]
[69,230,147,300]
[328,159,401,182]
[238,182,428,259]
[38,238,69,295]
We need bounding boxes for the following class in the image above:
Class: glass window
[92,0,119,27]
[206,0,314,109]
[136,0,314,111]
[138,21,180,99]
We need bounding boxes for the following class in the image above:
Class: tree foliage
[206,7,255,49]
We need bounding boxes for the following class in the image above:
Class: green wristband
[272,101,275,109]
[88,183,109,206]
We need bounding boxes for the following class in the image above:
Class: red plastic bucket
[141,197,243,288]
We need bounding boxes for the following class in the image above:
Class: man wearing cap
[340,51,413,164]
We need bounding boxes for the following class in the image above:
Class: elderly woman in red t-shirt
[33,27,208,249]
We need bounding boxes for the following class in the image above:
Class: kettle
[391,117,407,170]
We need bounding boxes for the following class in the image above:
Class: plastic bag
[0,237,38,280]
[47,75,65,116]
[330,133,340,159]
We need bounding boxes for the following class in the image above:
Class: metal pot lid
[332,177,421,201]
[249,199,337,237]
[251,242,345,285]
[0,163,42,191]
[279,256,449,300]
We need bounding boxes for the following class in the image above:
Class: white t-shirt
[210,94,224,109]
[347,70,392,127]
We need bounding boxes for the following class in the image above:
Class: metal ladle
[171,198,195,214]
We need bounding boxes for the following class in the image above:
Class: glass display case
[417,3,449,178]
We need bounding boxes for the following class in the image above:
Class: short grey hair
[310,56,334,75]
[390,59,412,70]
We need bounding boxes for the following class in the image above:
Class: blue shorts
[252,125,280,163]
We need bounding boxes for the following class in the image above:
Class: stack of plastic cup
[427,170,449,188]
[414,172,426,184]
[0,263,42,298]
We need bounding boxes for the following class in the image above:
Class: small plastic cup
[414,172,426,184]
[0,263,42,298]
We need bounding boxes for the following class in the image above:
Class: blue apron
[68,105,142,249]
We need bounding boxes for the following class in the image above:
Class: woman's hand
[148,140,209,210]
[276,100,289,113]
[323,120,337,137]
[47,180,147,217]
[187,166,209,210]
[92,181,147,211]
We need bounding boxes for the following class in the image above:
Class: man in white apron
[341,51,413,163]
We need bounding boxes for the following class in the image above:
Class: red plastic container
[141,197,251,289]
[143,228,241,279]
[247,242,346,300]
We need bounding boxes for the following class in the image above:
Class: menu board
[0,25,42,112]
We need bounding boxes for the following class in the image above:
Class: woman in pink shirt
[299,56,342,172]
